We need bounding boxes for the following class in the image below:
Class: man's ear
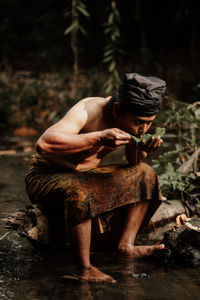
[112,102,120,118]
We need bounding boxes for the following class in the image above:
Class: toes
[85,275,116,283]
[81,266,116,283]
[106,276,117,283]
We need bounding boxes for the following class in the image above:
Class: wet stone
[154,216,200,266]
[131,272,150,279]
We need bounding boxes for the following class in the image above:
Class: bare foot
[118,243,165,259]
[81,265,116,283]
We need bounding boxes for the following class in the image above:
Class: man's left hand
[139,136,163,153]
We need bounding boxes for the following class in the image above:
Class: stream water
[0,154,200,300]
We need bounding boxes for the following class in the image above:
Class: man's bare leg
[117,201,165,258]
[70,218,116,283]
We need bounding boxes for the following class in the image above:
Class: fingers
[153,136,163,148]
[140,136,163,153]
[108,128,131,140]
[113,136,131,147]
[101,128,131,147]
[116,133,131,140]
[111,129,132,144]
[114,131,131,146]
[115,139,130,146]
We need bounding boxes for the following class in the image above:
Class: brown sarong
[25,154,162,233]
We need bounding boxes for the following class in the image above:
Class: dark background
[1,0,200,131]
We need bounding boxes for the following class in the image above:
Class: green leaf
[104,27,112,34]
[79,25,87,36]
[131,127,166,143]
[64,20,79,35]
[64,24,74,35]
[103,49,114,57]
[104,84,113,94]
[154,127,166,137]
[77,5,90,17]
[108,13,114,24]
[102,55,114,63]
[108,61,116,72]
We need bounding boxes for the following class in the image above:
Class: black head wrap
[116,73,166,116]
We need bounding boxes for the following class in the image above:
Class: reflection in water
[79,283,94,300]
[1,226,200,300]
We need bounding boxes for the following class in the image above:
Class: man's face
[114,113,156,137]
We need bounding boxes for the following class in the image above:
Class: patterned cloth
[25,154,162,233]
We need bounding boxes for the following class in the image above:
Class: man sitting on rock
[25,73,166,283]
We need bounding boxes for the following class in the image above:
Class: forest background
[1,0,200,214]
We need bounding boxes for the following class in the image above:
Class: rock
[132,272,150,278]
[153,215,200,266]
[4,205,68,249]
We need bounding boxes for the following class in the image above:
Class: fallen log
[178,147,200,175]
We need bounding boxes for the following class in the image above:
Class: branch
[178,147,200,175]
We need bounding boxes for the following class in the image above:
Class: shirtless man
[25,73,166,283]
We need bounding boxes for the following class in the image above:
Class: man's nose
[139,124,147,133]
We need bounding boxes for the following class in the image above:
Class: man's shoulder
[72,96,110,113]
[62,96,112,125]
[78,96,109,105]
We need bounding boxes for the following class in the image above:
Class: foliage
[64,0,90,85]
[153,100,200,210]
[19,81,49,109]
[0,0,200,79]
[102,0,123,94]
[131,127,165,143]
[64,0,90,37]
[0,70,104,133]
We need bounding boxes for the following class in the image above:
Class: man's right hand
[100,128,131,148]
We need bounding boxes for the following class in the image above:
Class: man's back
[36,97,119,170]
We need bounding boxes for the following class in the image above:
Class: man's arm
[126,137,163,165]
[36,100,131,156]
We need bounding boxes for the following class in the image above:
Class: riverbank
[0,154,200,300]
